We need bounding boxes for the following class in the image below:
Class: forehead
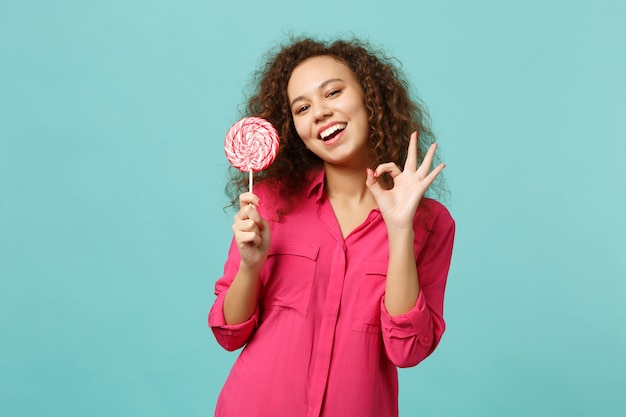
[287,55,357,96]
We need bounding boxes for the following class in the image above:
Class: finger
[233,219,263,241]
[365,168,384,199]
[365,167,379,187]
[417,143,438,177]
[233,221,264,247]
[235,204,264,231]
[237,203,262,221]
[235,230,263,248]
[404,131,419,171]
[239,192,262,207]
[374,162,402,179]
[236,218,260,232]
[421,163,446,188]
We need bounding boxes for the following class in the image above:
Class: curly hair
[226,36,444,210]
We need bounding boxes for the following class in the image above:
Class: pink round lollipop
[225,117,279,173]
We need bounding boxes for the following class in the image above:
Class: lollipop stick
[249,169,253,194]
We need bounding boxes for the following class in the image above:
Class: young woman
[209,37,455,417]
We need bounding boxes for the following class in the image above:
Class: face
[287,55,371,168]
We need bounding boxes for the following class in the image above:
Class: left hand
[366,131,445,230]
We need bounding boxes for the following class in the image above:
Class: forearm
[384,226,420,316]
[223,262,262,325]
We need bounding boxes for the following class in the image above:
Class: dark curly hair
[226,36,445,210]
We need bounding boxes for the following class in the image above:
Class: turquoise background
[1,0,625,415]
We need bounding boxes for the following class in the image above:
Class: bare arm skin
[366,132,445,316]
[222,192,271,325]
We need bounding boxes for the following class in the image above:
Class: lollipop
[224,117,280,193]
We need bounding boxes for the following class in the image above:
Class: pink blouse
[209,169,455,417]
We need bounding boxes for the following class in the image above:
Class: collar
[305,168,326,200]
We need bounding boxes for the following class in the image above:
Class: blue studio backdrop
[1,0,625,416]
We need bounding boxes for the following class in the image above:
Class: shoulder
[253,180,284,222]
[413,199,455,263]
[419,198,453,222]
[254,169,323,221]
[253,179,305,223]
[414,198,455,235]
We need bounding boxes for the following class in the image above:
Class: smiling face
[287,55,371,169]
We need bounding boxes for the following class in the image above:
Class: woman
[209,37,455,417]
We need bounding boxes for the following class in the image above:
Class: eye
[327,89,342,98]
[295,104,309,115]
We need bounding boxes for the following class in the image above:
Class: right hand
[233,192,271,269]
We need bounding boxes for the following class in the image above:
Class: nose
[313,102,332,122]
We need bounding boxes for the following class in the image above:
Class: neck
[324,163,372,205]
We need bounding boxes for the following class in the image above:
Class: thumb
[365,168,384,199]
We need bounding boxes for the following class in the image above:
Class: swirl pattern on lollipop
[225,117,280,173]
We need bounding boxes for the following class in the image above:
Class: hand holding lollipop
[224,117,280,193]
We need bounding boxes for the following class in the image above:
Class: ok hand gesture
[366,132,445,230]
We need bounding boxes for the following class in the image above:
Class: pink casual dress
[209,169,455,417]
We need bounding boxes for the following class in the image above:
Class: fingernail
[257,199,263,206]
[373,171,378,178]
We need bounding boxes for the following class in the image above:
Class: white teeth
[320,123,346,140]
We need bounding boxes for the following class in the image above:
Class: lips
[318,123,347,141]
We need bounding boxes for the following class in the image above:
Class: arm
[208,192,270,351]
[380,206,454,367]
[223,192,270,324]
[208,239,259,351]
[384,225,420,316]
[366,132,445,316]
[366,132,453,366]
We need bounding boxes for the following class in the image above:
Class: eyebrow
[289,78,344,108]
